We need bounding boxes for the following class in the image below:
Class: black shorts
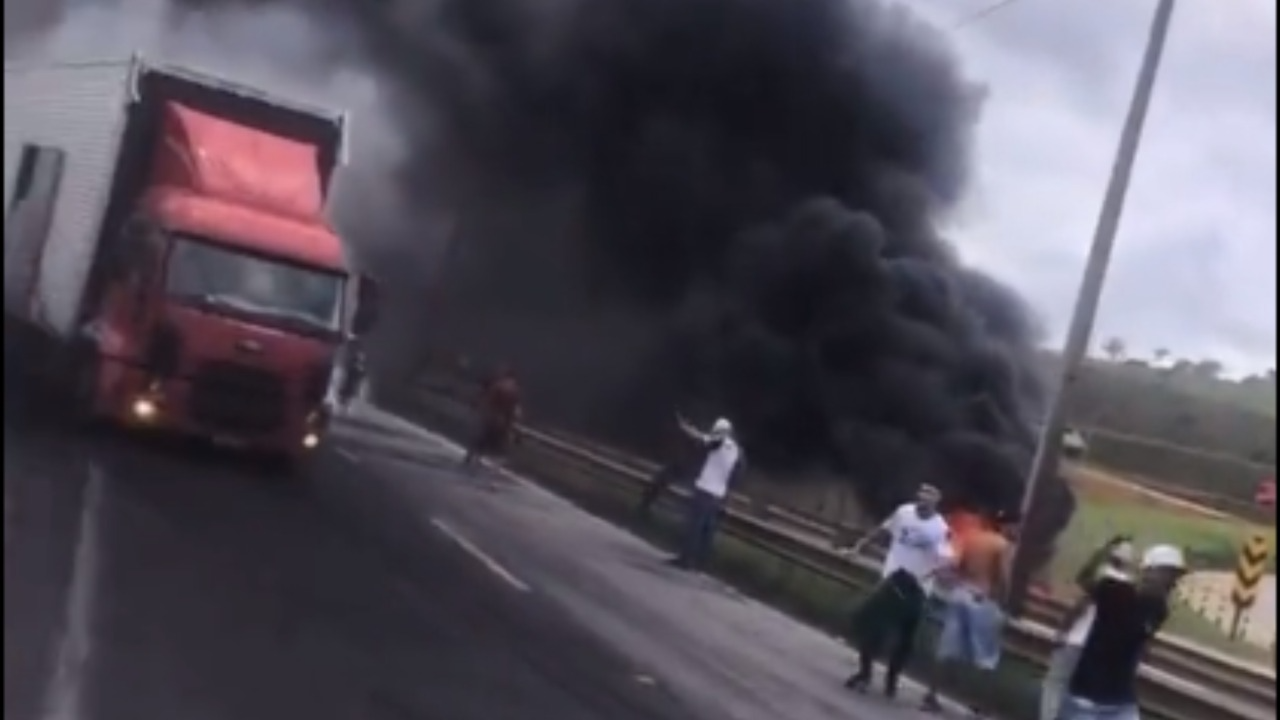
[848,569,927,641]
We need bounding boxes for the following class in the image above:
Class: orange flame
[944,509,989,557]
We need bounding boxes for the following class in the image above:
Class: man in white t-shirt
[669,415,742,572]
[1039,537,1136,720]
[839,484,951,698]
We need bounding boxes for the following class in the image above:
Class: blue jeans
[677,489,722,570]
[1056,695,1140,720]
[935,589,1005,670]
[1040,646,1082,720]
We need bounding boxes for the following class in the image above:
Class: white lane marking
[430,518,531,593]
[41,462,106,720]
[337,448,360,464]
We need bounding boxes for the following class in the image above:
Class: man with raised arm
[668,415,741,572]
[1041,536,1137,720]
[1056,543,1187,720]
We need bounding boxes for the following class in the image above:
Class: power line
[952,0,1029,30]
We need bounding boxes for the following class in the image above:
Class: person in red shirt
[462,364,522,470]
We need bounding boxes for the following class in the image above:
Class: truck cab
[79,95,377,463]
[4,58,376,464]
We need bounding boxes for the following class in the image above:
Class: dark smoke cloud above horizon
[10,0,1076,557]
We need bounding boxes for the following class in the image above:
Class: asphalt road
[4,395,960,720]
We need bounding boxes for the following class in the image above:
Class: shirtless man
[921,508,1019,715]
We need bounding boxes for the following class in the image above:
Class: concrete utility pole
[1007,0,1179,614]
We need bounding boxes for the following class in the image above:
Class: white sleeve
[936,538,956,563]
[934,520,953,557]
[884,504,906,535]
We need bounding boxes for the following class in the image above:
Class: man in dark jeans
[668,415,741,572]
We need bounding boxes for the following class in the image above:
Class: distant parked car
[1027,423,1089,460]
[1062,427,1089,459]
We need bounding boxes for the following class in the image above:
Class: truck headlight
[132,397,158,420]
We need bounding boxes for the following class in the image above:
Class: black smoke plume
[13,0,1077,565]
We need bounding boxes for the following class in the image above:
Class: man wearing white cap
[1040,536,1137,720]
[670,414,742,571]
[1056,542,1188,720]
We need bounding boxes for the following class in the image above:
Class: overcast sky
[910,0,1276,376]
[10,0,1275,377]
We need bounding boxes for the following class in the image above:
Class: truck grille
[188,361,287,434]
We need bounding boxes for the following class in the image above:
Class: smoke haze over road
[6,0,1076,563]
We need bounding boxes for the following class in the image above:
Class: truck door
[95,218,162,353]
[4,144,67,323]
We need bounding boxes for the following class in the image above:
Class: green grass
[1050,499,1277,586]
[520,464,1131,720]
[1047,497,1275,665]
[1162,606,1272,665]
[401,400,1265,708]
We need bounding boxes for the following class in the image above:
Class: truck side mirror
[352,274,380,336]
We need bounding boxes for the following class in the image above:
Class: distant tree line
[1048,339,1276,513]
[408,342,1276,516]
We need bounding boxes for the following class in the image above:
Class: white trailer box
[4,59,135,337]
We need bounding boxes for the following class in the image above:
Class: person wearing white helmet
[669,414,742,571]
[1040,535,1137,720]
[1056,541,1187,720]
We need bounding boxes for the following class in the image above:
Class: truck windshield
[165,234,344,335]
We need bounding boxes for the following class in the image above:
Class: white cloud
[913,0,1277,377]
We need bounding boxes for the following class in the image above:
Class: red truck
[3,55,378,468]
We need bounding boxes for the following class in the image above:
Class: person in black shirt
[1057,543,1187,720]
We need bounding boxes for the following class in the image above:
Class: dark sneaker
[883,674,899,699]
[844,672,870,693]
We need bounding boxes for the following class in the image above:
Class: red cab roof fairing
[143,100,345,270]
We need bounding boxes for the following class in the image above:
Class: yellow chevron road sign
[1231,534,1270,609]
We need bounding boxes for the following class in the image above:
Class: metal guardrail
[531,429,1277,695]
[405,382,1274,720]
